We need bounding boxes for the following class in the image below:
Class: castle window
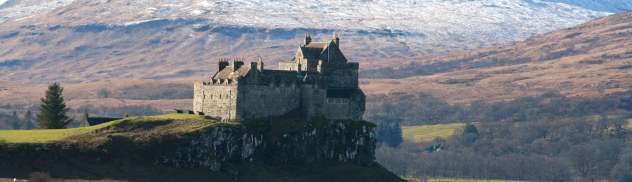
[328,98,349,104]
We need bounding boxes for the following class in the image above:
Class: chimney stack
[218,58,229,71]
[233,57,244,72]
[304,33,311,45]
[257,57,264,72]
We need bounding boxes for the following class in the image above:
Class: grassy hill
[0,113,214,143]
[0,114,402,182]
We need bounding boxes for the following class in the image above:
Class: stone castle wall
[193,82,238,119]
[236,84,301,119]
[299,85,326,120]
[194,81,365,121]
[319,62,359,88]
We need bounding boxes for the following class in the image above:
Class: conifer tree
[11,111,20,129]
[36,83,72,129]
[25,110,34,129]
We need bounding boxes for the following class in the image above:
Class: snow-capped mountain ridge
[1,0,628,50]
[1,0,631,83]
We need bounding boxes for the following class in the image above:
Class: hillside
[2,12,632,116]
[362,11,632,103]
[0,0,625,83]
[0,114,402,181]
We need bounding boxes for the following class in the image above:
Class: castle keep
[193,34,365,121]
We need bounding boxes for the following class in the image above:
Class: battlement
[318,61,359,70]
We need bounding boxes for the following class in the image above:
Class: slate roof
[301,42,328,60]
[79,116,121,127]
[213,66,251,80]
[297,41,347,63]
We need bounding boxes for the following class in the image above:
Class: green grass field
[0,113,217,143]
[0,120,119,143]
[401,123,465,143]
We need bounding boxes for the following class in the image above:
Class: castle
[193,34,365,121]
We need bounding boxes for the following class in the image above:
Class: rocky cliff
[163,118,376,171]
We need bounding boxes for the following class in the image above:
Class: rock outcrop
[163,119,376,172]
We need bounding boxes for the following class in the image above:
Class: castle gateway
[193,34,365,121]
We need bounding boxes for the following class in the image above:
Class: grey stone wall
[193,82,238,120]
[299,84,326,120]
[319,62,359,88]
[279,62,300,71]
[237,84,301,119]
[323,88,365,121]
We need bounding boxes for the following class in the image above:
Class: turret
[233,57,244,72]
[304,33,311,45]
[218,58,229,71]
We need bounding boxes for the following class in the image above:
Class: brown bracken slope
[362,11,632,103]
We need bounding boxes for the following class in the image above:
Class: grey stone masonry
[193,33,365,121]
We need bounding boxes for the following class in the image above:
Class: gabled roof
[86,117,121,125]
[296,41,347,63]
[300,47,326,60]
[79,116,121,127]
[213,66,251,80]
[305,42,329,48]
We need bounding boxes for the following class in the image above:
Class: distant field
[401,123,465,143]
[0,113,212,143]
[405,177,527,182]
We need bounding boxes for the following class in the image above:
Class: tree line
[0,111,35,130]
[372,90,632,181]
[367,90,632,126]
[1,83,164,130]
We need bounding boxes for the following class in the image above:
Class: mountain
[0,0,629,83]
[541,0,632,12]
[362,10,632,103]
